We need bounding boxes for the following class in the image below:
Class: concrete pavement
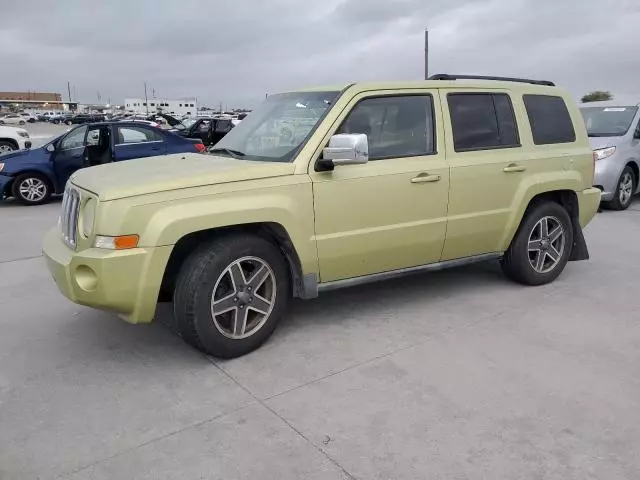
[1,198,639,479]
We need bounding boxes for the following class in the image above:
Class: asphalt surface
[1,180,640,478]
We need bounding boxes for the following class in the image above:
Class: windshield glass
[580,106,638,137]
[175,118,196,131]
[211,91,340,162]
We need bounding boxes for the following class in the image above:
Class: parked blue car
[0,121,206,205]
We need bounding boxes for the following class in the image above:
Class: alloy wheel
[527,216,565,274]
[0,144,15,154]
[18,177,47,202]
[619,172,634,206]
[210,256,277,339]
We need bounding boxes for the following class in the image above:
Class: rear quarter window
[523,94,576,145]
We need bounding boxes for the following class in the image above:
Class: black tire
[604,165,636,211]
[173,234,290,358]
[501,201,574,286]
[11,172,52,206]
[0,140,18,154]
[65,120,72,125]
[53,119,60,124]
[19,120,25,125]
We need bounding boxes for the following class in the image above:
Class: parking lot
[0,191,639,479]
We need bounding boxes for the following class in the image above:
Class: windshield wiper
[209,147,246,158]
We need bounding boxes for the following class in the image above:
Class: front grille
[60,186,80,249]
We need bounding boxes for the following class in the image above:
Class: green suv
[43,74,601,358]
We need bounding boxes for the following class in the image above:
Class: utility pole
[67,82,72,103]
[144,81,149,115]
[424,29,429,80]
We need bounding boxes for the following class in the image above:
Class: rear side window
[116,126,162,144]
[523,94,576,144]
[448,93,520,151]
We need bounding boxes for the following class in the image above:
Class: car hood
[588,136,621,150]
[0,148,48,170]
[70,153,295,201]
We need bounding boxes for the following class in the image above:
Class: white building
[124,97,198,117]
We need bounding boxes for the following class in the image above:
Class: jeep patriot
[42,74,601,358]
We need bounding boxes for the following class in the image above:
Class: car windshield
[580,106,638,137]
[210,91,340,162]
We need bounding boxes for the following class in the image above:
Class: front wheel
[173,235,290,358]
[501,201,573,285]
[12,173,52,205]
[0,140,17,154]
[19,120,25,125]
[605,166,636,211]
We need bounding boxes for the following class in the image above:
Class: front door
[53,125,88,187]
[310,91,450,283]
[191,119,211,144]
[438,89,529,260]
[113,125,166,161]
[211,119,232,146]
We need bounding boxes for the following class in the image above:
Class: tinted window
[60,126,87,150]
[338,95,434,160]
[116,126,162,144]
[523,94,576,144]
[216,120,231,132]
[448,93,519,151]
[493,94,519,146]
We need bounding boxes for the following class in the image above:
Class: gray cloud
[0,0,638,108]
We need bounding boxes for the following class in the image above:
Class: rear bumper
[578,187,601,228]
[42,227,173,324]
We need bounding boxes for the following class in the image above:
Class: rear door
[211,119,233,145]
[439,89,530,260]
[113,125,166,161]
[52,125,88,186]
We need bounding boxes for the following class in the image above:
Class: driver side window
[59,126,87,150]
[338,95,435,160]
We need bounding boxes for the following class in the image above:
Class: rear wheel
[605,166,636,211]
[501,201,573,285]
[12,173,52,205]
[173,235,290,358]
[19,120,25,125]
[0,140,17,154]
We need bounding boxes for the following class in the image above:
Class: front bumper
[594,159,621,201]
[577,187,602,227]
[42,227,173,324]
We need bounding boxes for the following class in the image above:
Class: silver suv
[581,99,640,210]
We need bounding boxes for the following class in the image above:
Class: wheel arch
[503,189,589,261]
[6,169,55,197]
[0,137,19,150]
[159,222,310,304]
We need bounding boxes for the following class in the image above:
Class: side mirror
[634,129,640,139]
[317,133,369,171]
[45,144,55,153]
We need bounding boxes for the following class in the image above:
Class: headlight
[81,198,96,238]
[593,146,616,161]
[0,163,4,172]
[18,131,29,138]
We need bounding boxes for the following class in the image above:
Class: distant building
[124,97,198,116]
[0,91,69,111]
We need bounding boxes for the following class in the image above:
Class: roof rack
[428,74,555,87]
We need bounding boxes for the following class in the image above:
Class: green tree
[581,91,613,103]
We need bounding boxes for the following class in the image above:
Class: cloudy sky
[0,0,638,108]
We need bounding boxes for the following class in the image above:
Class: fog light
[75,265,98,292]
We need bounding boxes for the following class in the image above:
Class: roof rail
[428,74,555,87]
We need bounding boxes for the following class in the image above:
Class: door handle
[411,173,441,184]
[503,164,526,173]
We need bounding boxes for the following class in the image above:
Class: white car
[0,125,31,154]
[0,114,27,126]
